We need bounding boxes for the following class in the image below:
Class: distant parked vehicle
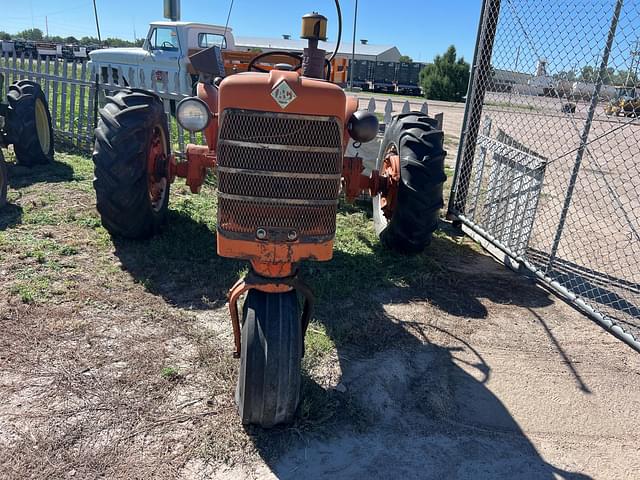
[1,40,15,56]
[347,59,424,95]
[89,21,240,94]
[61,44,89,62]
[13,39,37,58]
[605,86,640,117]
[36,42,62,59]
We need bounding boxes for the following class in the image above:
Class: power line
[221,0,235,49]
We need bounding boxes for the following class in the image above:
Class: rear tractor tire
[373,112,447,253]
[6,80,54,166]
[236,289,303,428]
[92,89,171,239]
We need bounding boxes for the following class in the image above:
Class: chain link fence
[449,0,640,351]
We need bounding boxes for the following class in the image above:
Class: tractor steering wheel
[248,51,303,73]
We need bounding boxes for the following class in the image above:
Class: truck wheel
[93,89,170,239]
[6,80,54,167]
[236,289,302,428]
[373,112,447,254]
[0,149,8,208]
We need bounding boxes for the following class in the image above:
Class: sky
[0,0,483,63]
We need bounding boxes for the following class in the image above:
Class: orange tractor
[92,4,446,427]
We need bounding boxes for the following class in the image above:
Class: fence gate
[449,0,640,351]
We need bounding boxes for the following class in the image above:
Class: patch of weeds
[22,208,63,226]
[161,366,182,382]
[10,276,52,304]
[486,101,541,111]
[303,322,335,370]
[92,227,112,249]
[60,245,79,256]
[32,250,47,264]
[74,214,102,229]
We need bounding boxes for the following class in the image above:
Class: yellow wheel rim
[35,98,51,154]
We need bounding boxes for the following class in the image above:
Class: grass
[485,100,542,111]
[0,145,482,476]
[161,366,183,381]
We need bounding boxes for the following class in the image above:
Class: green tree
[419,46,470,102]
[80,36,101,46]
[611,69,639,86]
[554,70,577,82]
[580,66,595,83]
[0,31,11,41]
[15,28,43,41]
[398,55,413,63]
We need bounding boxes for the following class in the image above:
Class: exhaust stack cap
[164,0,181,21]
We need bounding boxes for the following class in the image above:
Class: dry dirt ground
[1,146,639,480]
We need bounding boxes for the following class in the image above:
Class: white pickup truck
[89,21,237,95]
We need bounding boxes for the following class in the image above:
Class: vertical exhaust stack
[164,0,181,21]
[301,12,328,79]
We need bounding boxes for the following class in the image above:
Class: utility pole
[45,16,49,38]
[348,0,358,91]
[625,38,640,87]
[629,38,640,87]
[92,0,102,44]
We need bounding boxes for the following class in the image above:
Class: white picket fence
[0,52,437,155]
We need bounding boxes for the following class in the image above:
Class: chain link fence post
[448,0,502,217]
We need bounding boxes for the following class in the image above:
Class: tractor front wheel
[6,80,54,166]
[373,112,447,253]
[93,89,170,239]
[236,289,302,428]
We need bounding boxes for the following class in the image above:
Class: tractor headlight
[176,97,211,132]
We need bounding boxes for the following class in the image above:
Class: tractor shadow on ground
[243,220,590,478]
[0,202,22,230]
[5,158,75,191]
[109,202,590,478]
[112,208,243,309]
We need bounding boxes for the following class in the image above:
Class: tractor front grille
[217,109,343,242]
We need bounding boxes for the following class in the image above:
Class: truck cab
[89,21,236,94]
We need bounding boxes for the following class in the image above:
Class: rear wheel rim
[147,126,168,213]
[373,143,401,234]
[379,144,400,219]
[35,98,51,154]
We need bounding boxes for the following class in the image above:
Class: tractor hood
[89,47,149,65]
